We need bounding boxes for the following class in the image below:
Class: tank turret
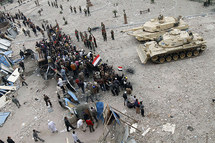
[122,15,189,42]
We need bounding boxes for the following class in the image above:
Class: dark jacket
[7,138,15,143]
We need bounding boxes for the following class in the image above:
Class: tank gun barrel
[121,26,144,33]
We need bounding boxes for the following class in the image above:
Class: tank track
[150,45,206,64]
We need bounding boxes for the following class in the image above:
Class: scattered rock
[187,126,194,131]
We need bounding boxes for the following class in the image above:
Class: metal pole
[110,106,138,122]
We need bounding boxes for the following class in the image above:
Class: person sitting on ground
[127,101,135,108]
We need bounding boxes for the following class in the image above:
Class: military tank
[123,15,189,42]
[136,29,206,64]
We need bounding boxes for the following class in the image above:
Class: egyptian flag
[118,66,123,71]
[92,54,102,66]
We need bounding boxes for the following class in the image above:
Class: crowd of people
[0,3,145,142]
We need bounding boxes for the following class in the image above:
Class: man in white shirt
[48,120,58,133]
[77,119,86,132]
[72,131,82,143]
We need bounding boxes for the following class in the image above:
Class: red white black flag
[118,66,123,71]
[92,54,102,66]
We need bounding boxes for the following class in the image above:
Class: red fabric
[75,79,79,84]
[86,120,94,126]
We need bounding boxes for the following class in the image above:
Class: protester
[90,107,98,122]
[64,117,76,132]
[19,50,24,59]
[77,119,85,132]
[19,61,25,71]
[43,94,52,107]
[140,101,145,117]
[123,91,128,106]
[86,118,94,132]
[6,137,15,143]
[48,120,58,133]
[33,130,45,142]
[11,95,21,108]
[58,78,65,93]
[72,131,82,143]
[134,99,140,114]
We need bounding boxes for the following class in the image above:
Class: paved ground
[0,0,215,143]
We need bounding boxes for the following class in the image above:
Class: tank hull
[137,38,206,64]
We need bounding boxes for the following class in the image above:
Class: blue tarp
[12,57,24,64]
[67,90,78,102]
[0,50,13,56]
[110,107,120,125]
[0,54,13,67]
[0,112,10,126]
[96,102,104,122]
[64,98,73,106]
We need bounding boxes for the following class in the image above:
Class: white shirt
[72,133,79,141]
[48,121,57,132]
[58,80,63,87]
[77,119,83,128]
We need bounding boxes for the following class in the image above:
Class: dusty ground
[1,0,215,143]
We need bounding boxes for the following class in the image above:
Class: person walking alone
[33,130,45,142]
[111,30,114,40]
[11,95,21,108]
[7,137,15,143]
[48,120,58,133]
[64,117,76,132]
[72,131,82,143]
[43,94,52,107]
